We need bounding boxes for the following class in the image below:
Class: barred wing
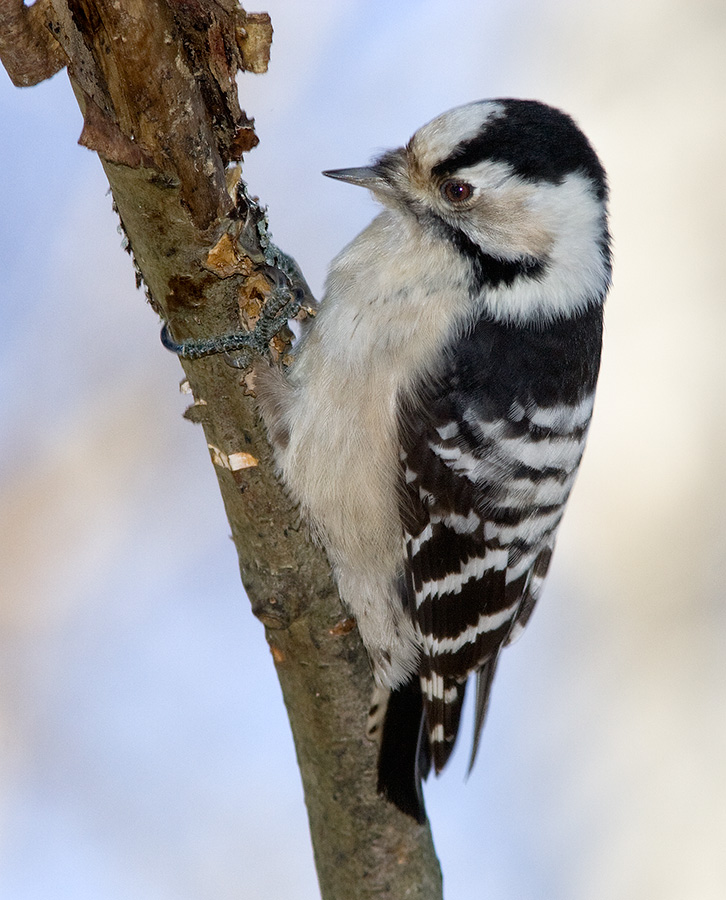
[399,386,594,772]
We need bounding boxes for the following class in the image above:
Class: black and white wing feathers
[379,308,603,810]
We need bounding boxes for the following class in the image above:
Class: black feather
[384,304,603,790]
[431,98,609,202]
[377,678,431,823]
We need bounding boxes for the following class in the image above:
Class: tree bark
[0,2,444,897]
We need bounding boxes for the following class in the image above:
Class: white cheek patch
[477,173,610,325]
[426,162,608,326]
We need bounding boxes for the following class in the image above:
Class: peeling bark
[0,3,444,898]
[0,0,67,86]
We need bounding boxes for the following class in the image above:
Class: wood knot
[252,595,290,630]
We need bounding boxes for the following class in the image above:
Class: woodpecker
[255,98,611,822]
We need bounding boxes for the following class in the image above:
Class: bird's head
[324,99,611,325]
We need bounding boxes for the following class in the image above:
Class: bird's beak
[322,166,387,190]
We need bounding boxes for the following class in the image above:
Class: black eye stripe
[431,99,608,201]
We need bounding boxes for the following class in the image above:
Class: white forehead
[410,100,505,172]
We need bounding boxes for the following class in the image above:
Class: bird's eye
[441,180,473,203]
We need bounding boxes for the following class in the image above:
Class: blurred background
[1,0,725,897]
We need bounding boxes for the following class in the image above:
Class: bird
[254,98,611,823]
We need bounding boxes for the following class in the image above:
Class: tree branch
[1,2,444,897]
[0,0,67,86]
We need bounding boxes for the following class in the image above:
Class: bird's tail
[375,656,501,821]
[375,677,431,823]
